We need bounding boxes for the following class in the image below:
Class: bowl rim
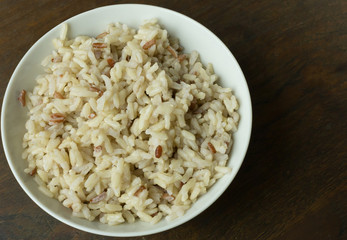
[1,3,252,237]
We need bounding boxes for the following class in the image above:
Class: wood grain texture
[0,0,346,239]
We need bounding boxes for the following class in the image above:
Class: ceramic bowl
[1,4,252,237]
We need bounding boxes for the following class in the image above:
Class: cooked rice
[22,19,239,225]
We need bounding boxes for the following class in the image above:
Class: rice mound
[22,19,239,225]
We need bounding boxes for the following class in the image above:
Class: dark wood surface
[0,0,346,239]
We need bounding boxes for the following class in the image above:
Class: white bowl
[1,4,252,237]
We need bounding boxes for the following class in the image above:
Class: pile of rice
[21,19,239,225]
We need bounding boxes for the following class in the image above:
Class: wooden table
[1,0,346,239]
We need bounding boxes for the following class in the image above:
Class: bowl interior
[1,4,252,237]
